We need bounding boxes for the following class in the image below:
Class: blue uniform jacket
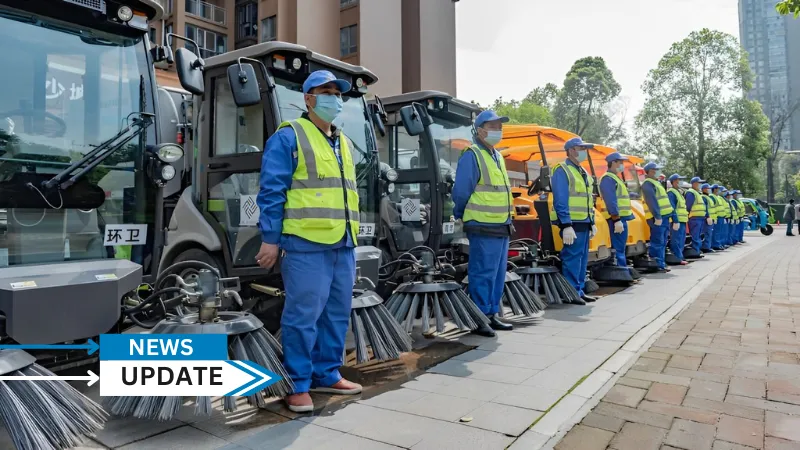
[684,190,709,218]
[599,175,632,221]
[257,118,354,252]
[642,179,678,222]
[452,140,511,228]
[551,159,593,227]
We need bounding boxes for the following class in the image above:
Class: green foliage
[776,0,800,17]
[489,95,555,126]
[635,29,764,191]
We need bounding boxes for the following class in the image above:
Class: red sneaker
[285,392,313,413]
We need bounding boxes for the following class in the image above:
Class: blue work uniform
[667,189,686,261]
[713,194,726,249]
[684,190,707,254]
[702,195,714,251]
[551,160,593,296]
[599,174,632,267]
[452,141,511,316]
[258,114,356,394]
[726,200,736,245]
[642,180,677,270]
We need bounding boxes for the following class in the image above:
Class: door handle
[208,162,230,169]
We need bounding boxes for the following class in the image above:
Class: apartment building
[150,0,458,98]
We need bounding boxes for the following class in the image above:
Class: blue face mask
[484,130,503,146]
[575,150,588,162]
[311,94,343,123]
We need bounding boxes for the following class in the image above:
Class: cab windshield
[272,77,379,243]
[624,165,643,199]
[429,115,474,174]
[0,11,155,268]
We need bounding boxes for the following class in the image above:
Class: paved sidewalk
[553,235,800,450]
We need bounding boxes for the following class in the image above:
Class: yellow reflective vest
[703,193,718,220]
[463,145,514,224]
[668,187,688,223]
[549,162,594,223]
[642,178,674,219]
[279,118,360,245]
[685,188,706,218]
[714,195,730,218]
[599,172,632,219]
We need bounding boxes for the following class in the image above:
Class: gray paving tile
[493,385,565,411]
[411,422,515,450]
[93,417,185,448]
[461,402,543,436]
[233,421,343,450]
[430,359,539,384]
[347,405,443,448]
[395,392,484,421]
[322,434,403,449]
[298,403,382,433]
[522,365,588,391]
[191,409,289,442]
[118,426,228,450]
[452,348,563,370]
[358,387,429,410]
[508,430,551,449]
[530,394,587,436]
[422,376,511,401]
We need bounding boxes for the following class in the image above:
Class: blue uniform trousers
[466,233,509,315]
[669,222,687,261]
[703,221,714,250]
[714,218,726,248]
[647,219,669,269]
[559,227,591,296]
[738,221,745,242]
[728,220,737,244]
[688,217,704,253]
[607,219,628,267]
[280,247,355,393]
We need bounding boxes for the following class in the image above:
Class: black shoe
[712,247,724,251]
[581,294,597,303]
[488,315,513,331]
[471,323,496,337]
[702,249,714,253]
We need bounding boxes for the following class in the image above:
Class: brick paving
[555,236,800,450]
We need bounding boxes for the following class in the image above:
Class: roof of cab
[380,91,480,113]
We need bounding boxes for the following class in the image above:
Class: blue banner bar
[100,334,229,361]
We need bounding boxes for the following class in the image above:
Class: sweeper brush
[350,288,413,365]
[0,349,106,450]
[584,276,600,294]
[104,264,294,421]
[462,270,546,318]
[506,240,583,305]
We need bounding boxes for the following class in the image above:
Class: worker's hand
[706,217,713,226]
[562,227,577,245]
[672,222,680,231]
[614,220,624,234]
[255,243,279,269]
[654,218,663,226]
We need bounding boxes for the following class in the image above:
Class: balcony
[185,0,226,26]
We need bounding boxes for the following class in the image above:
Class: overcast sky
[455,0,741,127]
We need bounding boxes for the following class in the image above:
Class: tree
[553,56,622,142]
[634,29,763,183]
[488,89,555,126]
[765,100,800,201]
[524,83,560,110]
[776,0,800,17]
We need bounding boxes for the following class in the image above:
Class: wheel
[761,225,774,236]
[170,248,225,284]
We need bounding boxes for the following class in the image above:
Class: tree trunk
[767,156,775,202]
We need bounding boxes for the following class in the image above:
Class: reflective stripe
[288,121,356,191]
[549,162,593,222]
[463,144,513,223]
[686,189,706,218]
[642,178,674,218]
[292,177,357,190]
[284,207,360,221]
[668,187,688,222]
[464,202,514,213]
[599,172,631,219]
[473,147,510,190]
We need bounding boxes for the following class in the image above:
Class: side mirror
[227,63,261,107]
[167,33,205,96]
[414,103,434,127]
[540,166,551,192]
[368,101,386,137]
[399,104,425,136]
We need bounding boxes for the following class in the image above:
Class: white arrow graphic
[0,370,99,386]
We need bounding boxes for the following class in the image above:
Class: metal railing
[185,0,226,25]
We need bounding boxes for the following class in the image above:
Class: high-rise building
[739,0,800,150]
[149,0,458,98]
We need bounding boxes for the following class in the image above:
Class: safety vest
[703,193,718,219]
[279,119,360,245]
[549,162,594,222]
[686,188,706,218]
[733,199,745,218]
[714,195,729,218]
[598,172,632,219]
[641,178,674,219]
[463,145,514,224]
[668,188,688,223]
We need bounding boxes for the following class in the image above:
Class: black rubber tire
[170,248,226,280]
[761,225,774,236]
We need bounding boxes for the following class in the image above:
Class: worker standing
[255,70,363,413]
[684,177,707,259]
[710,185,727,251]
[666,174,689,265]
[598,152,633,270]
[550,137,597,304]
[452,110,515,337]
[700,183,716,252]
[733,190,746,243]
[724,190,737,246]
[641,162,676,273]
[784,199,796,236]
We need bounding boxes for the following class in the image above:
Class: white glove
[672,222,680,231]
[590,224,597,238]
[706,218,713,226]
[654,218,663,226]
[614,220,624,234]
[562,227,577,245]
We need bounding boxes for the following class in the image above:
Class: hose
[155,260,220,286]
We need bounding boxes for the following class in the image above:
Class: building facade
[739,0,800,150]
[149,0,457,98]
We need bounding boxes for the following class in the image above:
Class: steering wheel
[0,109,67,138]
[527,177,541,196]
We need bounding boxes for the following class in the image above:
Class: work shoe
[285,393,313,413]
[679,260,689,265]
[580,294,597,303]
[488,315,513,331]
[471,323,496,337]
[702,249,714,253]
[311,379,363,395]
[657,267,671,273]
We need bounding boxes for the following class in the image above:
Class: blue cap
[711,184,719,190]
[690,177,702,184]
[643,162,662,172]
[605,152,628,164]
[474,110,510,128]
[668,174,685,182]
[302,70,352,94]
[701,183,711,190]
[564,137,594,151]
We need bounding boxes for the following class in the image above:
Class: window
[213,76,264,157]
[340,0,358,7]
[261,15,276,42]
[340,25,357,57]
[165,23,174,45]
[185,24,227,59]
[236,2,257,40]
[149,27,156,44]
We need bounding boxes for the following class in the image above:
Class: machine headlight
[155,144,184,163]
[385,168,398,182]
[387,183,395,194]
[161,164,177,181]
[117,5,133,21]
[292,58,302,70]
